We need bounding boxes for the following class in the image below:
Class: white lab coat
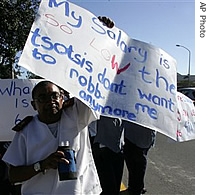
[3,99,101,195]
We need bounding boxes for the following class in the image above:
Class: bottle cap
[65,141,70,146]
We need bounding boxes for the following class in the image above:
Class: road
[121,133,195,195]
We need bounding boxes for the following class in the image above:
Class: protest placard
[176,91,195,142]
[17,0,178,140]
[0,79,41,141]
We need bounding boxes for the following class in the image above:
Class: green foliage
[0,0,41,79]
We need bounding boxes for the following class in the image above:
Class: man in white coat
[3,81,101,194]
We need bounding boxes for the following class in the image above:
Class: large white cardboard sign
[176,92,195,142]
[0,79,41,141]
[18,0,178,140]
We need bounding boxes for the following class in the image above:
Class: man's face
[31,83,64,123]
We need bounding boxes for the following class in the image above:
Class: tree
[0,0,41,79]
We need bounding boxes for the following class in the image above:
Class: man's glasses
[34,92,64,103]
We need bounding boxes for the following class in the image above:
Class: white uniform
[3,99,101,195]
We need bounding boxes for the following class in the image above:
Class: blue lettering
[135,103,158,120]
[107,29,116,40]
[22,87,30,95]
[69,68,79,77]
[116,30,122,47]
[98,68,110,90]
[30,28,93,72]
[74,54,84,66]
[85,60,93,73]
[159,54,170,69]
[31,28,41,47]
[15,98,18,108]
[32,48,56,64]
[91,17,106,34]
[78,90,136,121]
[128,46,137,53]
[91,18,147,62]
[137,89,152,101]
[12,81,23,95]
[41,36,54,50]
[48,0,82,28]
[0,81,30,96]
[113,108,122,116]
[138,66,152,84]
[15,114,22,125]
[67,45,74,61]
[98,68,126,95]
[54,43,68,54]
[156,69,177,95]
[66,11,82,28]
[79,90,86,100]
[156,69,169,91]
[167,98,175,112]
[134,48,147,63]
[170,84,176,95]
[69,68,103,99]
[138,66,176,95]
[67,47,93,73]
[22,99,29,108]
[91,103,136,121]
[48,0,71,17]
[78,75,87,86]
[15,98,30,109]
[137,88,175,112]
[120,41,127,52]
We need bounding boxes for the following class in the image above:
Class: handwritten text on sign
[176,92,195,142]
[0,80,195,142]
[18,0,177,140]
[0,79,41,141]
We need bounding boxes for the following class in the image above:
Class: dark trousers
[0,159,21,195]
[92,143,124,195]
[124,138,150,195]
[0,180,21,195]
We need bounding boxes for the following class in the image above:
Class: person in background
[123,121,156,195]
[88,116,125,195]
[2,81,101,194]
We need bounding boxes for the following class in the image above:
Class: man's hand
[98,16,114,28]
[41,151,69,170]
[8,151,69,183]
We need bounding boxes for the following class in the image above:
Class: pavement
[119,133,195,195]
